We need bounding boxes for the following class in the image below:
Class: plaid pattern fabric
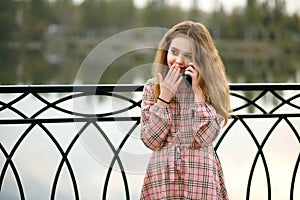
[140,79,229,200]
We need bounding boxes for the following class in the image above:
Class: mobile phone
[184,65,193,86]
[184,75,192,86]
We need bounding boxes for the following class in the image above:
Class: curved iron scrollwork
[0,84,299,200]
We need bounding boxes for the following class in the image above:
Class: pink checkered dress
[140,79,229,200]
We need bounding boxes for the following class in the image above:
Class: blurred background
[0,0,299,85]
[0,1,299,199]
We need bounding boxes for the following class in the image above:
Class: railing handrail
[0,83,299,93]
[0,83,299,200]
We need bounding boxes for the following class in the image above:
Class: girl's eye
[185,54,192,60]
[170,49,178,55]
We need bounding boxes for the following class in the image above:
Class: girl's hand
[185,63,205,102]
[158,64,183,102]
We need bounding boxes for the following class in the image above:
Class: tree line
[0,0,299,44]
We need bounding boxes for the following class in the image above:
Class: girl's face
[167,36,193,75]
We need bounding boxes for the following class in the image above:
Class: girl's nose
[175,55,184,64]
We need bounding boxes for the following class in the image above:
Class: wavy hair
[152,21,231,124]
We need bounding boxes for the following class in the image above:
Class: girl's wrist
[157,99,169,107]
[158,91,172,102]
[158,97,170,104]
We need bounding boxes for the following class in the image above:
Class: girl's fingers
[185,63,195,74]
[158,73,163,83]
[160,66,182,94]
[185,65,198,78]
[166,67,181,83]
[175,76,183,88]
[187,62,194,68]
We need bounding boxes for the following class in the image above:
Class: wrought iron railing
[0,84,299,200]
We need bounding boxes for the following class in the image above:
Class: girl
[140,21,230,199]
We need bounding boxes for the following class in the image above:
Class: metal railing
[0,84,299,200]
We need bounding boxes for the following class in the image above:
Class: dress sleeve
[140,80,172,151]
[191,102,224,148]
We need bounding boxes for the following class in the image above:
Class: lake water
[0,30,300,85]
